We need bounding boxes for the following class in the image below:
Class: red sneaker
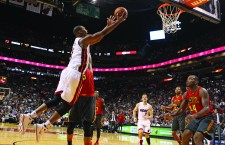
[94,142,99,145]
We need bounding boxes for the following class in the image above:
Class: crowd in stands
[0,6,225,133]
[0,68,224,132]
[1,19,225,68]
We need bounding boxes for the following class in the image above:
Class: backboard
[159,0,221,23]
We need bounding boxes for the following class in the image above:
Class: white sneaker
[35,124,47,142]
[18,113,33,134]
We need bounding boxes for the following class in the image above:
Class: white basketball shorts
[55,67,82,104]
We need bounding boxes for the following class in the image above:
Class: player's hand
[170,104,177,107]
[161,105,166,110]
[116,11,128,23]
[133,118,137,122]
[107,15,116,26]
[143,116,148,120]
[185,114,195,124]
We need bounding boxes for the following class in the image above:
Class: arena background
[0,0,225,144]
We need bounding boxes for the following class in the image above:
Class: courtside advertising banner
[120,126,172,137]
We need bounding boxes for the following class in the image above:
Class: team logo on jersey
[140,109,148,112]
[82,74,86,81]
[173,100,181,105]
[189,96,200,103]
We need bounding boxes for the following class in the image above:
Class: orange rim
[157,3,184,16]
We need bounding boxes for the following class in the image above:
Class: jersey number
[189,105,197,113]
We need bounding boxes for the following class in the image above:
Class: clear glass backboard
[159,0,221,23]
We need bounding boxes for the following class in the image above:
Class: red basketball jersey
[79,69,95,97]
[117,113,125,123]
[96,98,104,115]
[186,86,213,116]
[172,95,183,110]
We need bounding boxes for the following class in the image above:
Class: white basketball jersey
[138,102,151,120]
[67,37,90,73]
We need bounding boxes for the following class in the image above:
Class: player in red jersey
[161,86,185,145]
[171,75,215,145]
[117,111,125,131]
[67,55,95,145]
[93,90,105,145]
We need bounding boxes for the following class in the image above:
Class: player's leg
[137,122,144,145]
[94,114,102,145]
[178,114,186,143]
[193,114,215,145]
[67,122,76,145]
[35,99,72,142]
[182,129,193,145]
[34,93,63,117]
[145,133,150,145]
[80,96,95,145]
[19,68,81,135]
[144,123,151,145]
[67,101,81,145]
[19,93,62,134]
[182,119,199,145]
[35,68,82,142]
[172,117,182,144]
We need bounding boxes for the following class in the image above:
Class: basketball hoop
[157,3,184,34]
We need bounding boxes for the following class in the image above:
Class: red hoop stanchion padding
[157,3,184,34]
[184,0,210,8]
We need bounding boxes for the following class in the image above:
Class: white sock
[30,111,37,118]
[44,120,52,129]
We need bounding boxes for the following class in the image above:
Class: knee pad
[45,94,61,108]
[83,121,93,137]
[67,122,76,134]
[56,100,72,116]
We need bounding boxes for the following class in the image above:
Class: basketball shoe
[94,142,99,145]
[18,113,33,134]
[35,124,48,142]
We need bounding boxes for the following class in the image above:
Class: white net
[157,4,184,34]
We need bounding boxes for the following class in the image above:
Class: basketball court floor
[0,123,180,145]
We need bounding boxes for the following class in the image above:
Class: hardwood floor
[0,123,180,145]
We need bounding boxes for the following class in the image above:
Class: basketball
[164,113,173,120]
[114,7,128,17]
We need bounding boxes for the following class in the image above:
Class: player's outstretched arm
[80,12,127,48]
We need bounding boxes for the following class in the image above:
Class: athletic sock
[146,137,150,145]
[140,139,143,145]
[44,120,52,129]
[30,111,37,118]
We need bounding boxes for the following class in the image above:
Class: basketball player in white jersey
[133,93,153,145]
[18,12,128,143]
